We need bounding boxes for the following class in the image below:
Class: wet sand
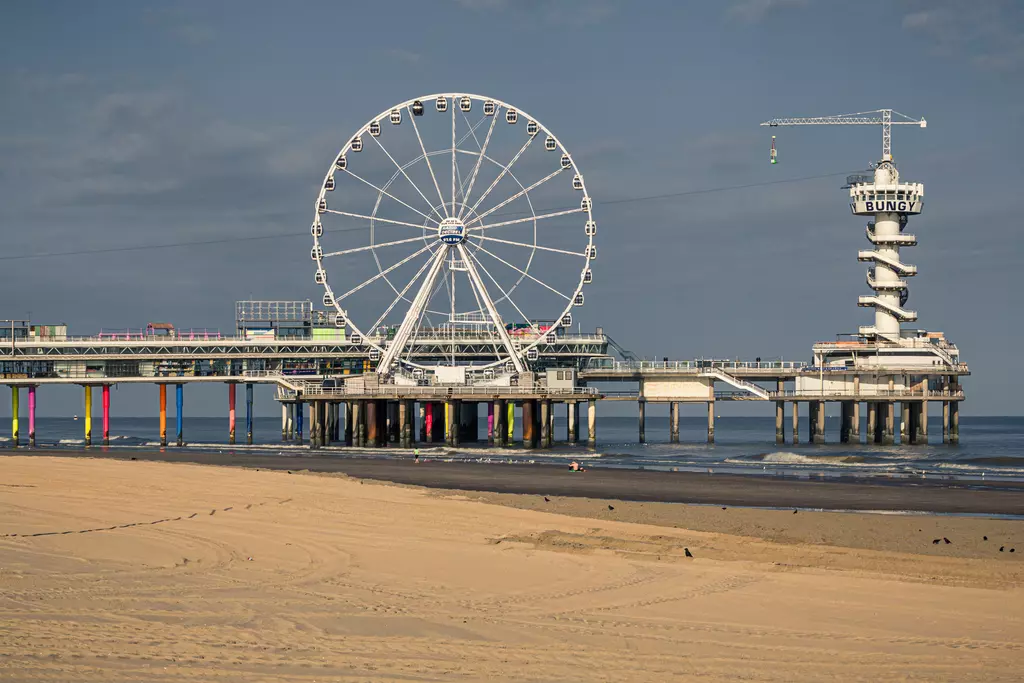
[12,448,1024,515]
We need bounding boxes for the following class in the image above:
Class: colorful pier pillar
[159,384,167,447]
[28,385,36,447]
[487,402,495,445]
[228,383,236,444]
[296,401,305,444]
[175,384,184,447]
[10,386,19,447]
[508,401,515,443]
[245,383,253,445]
[83,385,93,447]
[281,403,288,442]
[102,384,111,446]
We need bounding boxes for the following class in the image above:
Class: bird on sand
[1012,548,1016,553]
[944,537,951,544]
[1000,546,1005,552]
[607,505,615,511]
[932,539,941,544]
[544,497,550,503]
[793,509,798,514]
[684,548,693,558]
[722,507,727,510]
[984,536,988,541]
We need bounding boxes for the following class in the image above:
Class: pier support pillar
[840,401,854,444]
[352,400,363,447]
[852,402,861,442]
[569,401,579,443]
[883,402,895,445]
[296,401,304,445]
[228,383,236,445]
[900,402,910,444]
[540,400,551,449]
[792,401,799,444]
[447,400,461,447]
[775,400,784,445]
[487,402,495,445]
[175,384,184,447]
[494,399,507,447]
[917,401,928,444]
[399,400,409,448]
[308,402,318,449]
[245,383,254,445]
[424,402,434,443]
[344,402,353,446]
[670,401,680,443]
[587,399,597,448]
[508,401,516,445]
[28,385,36,448]
[637,399,646,444]
[387,401,399,444]
[548,401,555,447]
[867,402,878,444]
[10,386,19,448]
[366,400,378,447]
[810,401,825,444]
[418,403,426,443]
[286,402,294,441]
[942,401,949,444]
[83,385,93,447]
[523,400,536,449]
[707,401,715,444]
[282,403,288,442]
[102,384,110,446]
[158,384,167,447]
[949,401,959,444]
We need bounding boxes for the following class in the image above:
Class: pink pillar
[102,384,111,446]
[424,404,434,442]
[487,402,494,444]
[28,385,36,448]
[228,383,236,444]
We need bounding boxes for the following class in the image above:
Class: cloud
[382,48,425,66]
[727,0,810,24]
[901,1,1024,72]
[451,0,615,25]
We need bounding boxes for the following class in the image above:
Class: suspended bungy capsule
[349,333,362,345]
[545,332,556,344]
[483,100,496,116]
[527,120,539,137]
[368,347,381,361]
[369,121,381,137]
[586,245,597,259]
[573,292,585,306]
[560,153,572,170]
[572,174,583,191]
[545,135,557,151]
[435,95,448,112]
[390,108,402,124]
[505,108,518,124]
[334,314,346,328]
[526,347,539,361]
[335,155,347,170]
[770,135,777,165]
[318,198,327,213]
[561,313,572,326]
[585,220,596,236]
[351,136,363,152]
[580,196,592,211]
[411,100,424,116]
[311,245,323,260]
[311,221,323,237]
[324,176,335,191]
[583,269,593,284]
[323,292,334,307]
[314,268,327,285]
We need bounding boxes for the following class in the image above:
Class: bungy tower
[761,110,967,445]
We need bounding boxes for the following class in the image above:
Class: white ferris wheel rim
[310,93,595,372]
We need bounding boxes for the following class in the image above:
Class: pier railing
[277,385,600,400]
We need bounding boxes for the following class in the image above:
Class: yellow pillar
[159,384,167,447]
[11,386,19,447]
[84,385,93,447]
[507,401,515,440]
[444,401,451,441]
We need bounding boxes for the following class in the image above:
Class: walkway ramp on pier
[698,368,771,399]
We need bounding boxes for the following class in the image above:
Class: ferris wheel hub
[438,217,467,245]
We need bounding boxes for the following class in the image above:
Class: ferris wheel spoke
[458,114,499,221]
[369,245,439,332]
[334,243,434,302]
[341,168,438,224]
[472,242,572,301]
[405,272,448,362]
[322,235,426,259]
[368,132,440,218]
[465,135,535,217]
[465,249,540,334]
[456,244,525,373]
[407,108,450,219]
[451,102,458,215]
[465,167,562,228]
[323,209,429,232]
[470,233,585,257]
[377,247,450,371]
[475,207,584,231]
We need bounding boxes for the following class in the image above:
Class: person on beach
[570,461,580,472]
[414,448,420,463]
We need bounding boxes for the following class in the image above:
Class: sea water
[3,415,1023,482]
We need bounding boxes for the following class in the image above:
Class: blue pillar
[296,402,304,444]
[175,384,184,446]
[246,383,254,445]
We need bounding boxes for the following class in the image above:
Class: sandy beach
[2,455,1022,681]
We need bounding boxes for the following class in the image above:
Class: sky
[1,0,1023,418]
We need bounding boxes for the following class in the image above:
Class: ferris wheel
[310,93,596,377]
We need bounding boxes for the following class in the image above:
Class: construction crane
[760,109,927,164]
